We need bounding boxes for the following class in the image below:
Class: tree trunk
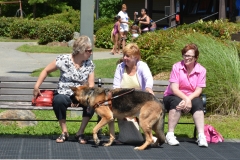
[169,0,176,27]
[33,3,36,19]
[219,0,226,19]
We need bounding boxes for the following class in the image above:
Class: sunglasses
[85,49,92,53]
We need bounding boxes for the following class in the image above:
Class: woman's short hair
[181,43,199,58]
[123,43,141,60]
[122,4,127,9]
[72,36,92,56]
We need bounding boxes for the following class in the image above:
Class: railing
[188,12,219,25]
[154,13,177,23]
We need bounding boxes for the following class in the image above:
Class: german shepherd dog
[70,86,165,150]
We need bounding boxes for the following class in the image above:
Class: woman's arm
[113,64,122,89]
[88,72,95,87]
[139,16,150,25]
[33,60,58,98]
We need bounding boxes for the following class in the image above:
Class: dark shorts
[163,95,204,115]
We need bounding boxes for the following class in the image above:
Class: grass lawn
[0,37,38,42]
[16,44,111,53]
[0,109,238,139]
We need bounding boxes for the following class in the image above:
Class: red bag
[204,124,224,143]
[32,90,54,106]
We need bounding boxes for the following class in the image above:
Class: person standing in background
[118,4,130,51]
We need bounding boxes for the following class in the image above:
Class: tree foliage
[99,0,122,18]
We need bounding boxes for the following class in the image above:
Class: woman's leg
[191,97,208,147]
[52,94,71,142]
[191,98,205,134]
[163,95,182,145]
[75,106,95,144]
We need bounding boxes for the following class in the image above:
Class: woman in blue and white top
[118,4,130,50]
[33,36,95,144]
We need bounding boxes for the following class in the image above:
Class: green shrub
[178,19,240,40]
[95,23,114,49]
[95,23,132,49]
[39,8,80,32]
[94,17,113,33]
[136,29,190,75]
[38,20,74,44]
[9,19,40,39]
[0,17,18,37]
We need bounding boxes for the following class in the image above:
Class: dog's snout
[70,94,79,104]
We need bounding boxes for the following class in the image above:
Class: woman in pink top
[163,43,208,147]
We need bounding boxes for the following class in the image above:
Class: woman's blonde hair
[72,36,92,56]
[122,43,141,60]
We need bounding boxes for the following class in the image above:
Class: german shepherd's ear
[69,86,77,92]
[104,88,110,95]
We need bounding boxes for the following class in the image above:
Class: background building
[122,0,237,28]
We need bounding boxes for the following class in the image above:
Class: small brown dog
[70,86,165,150]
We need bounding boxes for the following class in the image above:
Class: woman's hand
[176,100,185,110]
[145,88,154,95]
[33,88,42,100]
[183,97,192,113]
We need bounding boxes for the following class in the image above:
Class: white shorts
[120,24,129,32]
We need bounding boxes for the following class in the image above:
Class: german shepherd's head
[70,86,109,108]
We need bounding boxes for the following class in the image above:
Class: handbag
[117,118,144,144]
[204,124,224,143]
[32,90,54,106]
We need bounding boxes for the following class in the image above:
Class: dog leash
[92,88,135,110]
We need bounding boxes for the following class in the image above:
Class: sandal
[56,133,69,143]
[75,134,87,144]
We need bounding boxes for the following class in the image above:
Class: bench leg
[193,125,197,139]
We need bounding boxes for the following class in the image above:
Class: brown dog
[70,86,165,150]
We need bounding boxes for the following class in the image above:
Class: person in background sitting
[130,20,141,41]
[134,8,151,33]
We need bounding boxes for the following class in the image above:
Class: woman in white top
[118,4,130,51]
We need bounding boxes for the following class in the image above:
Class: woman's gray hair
[72,36,92,56]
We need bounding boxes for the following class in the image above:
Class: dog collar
[92,88,135,110]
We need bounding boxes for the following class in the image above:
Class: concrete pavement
[0,42,122,77]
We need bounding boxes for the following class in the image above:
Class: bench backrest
[0,76,169,102]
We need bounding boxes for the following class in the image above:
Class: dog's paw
[103,142,111,147]
[134,146,144,150]
[94,138,100,145]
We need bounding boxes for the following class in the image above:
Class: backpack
[204,124,224,143]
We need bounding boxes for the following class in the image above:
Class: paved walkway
[0,42,122,77]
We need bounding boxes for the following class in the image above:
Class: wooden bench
[0,76,206,138]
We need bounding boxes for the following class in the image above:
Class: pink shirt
[164,60,206,96]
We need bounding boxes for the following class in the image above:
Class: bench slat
[0,89,44,95]
[0,95,33,101]
[0,105,83,111]
[0,83,58,89]
[0,76,59,82]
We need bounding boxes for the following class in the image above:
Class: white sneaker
[197,134,208,147]
[166,134,180,146]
